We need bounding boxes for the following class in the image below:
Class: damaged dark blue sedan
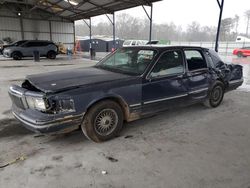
[9,46,243,142]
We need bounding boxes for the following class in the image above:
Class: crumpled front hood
[26,67,131,93]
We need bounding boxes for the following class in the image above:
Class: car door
[142,49,188,114]
[184,49,209,100]
[21,41,38,56]
[37,42,48,56]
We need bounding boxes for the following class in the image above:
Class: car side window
[23,42,31,47]
[150,50,184,78]
[184,50,207,71]
[24,42,39,47]
[104,51,130,66]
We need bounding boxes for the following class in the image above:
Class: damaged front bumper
[12,107,84,134]
[9,85,84,134]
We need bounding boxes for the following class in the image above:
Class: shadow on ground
[0,103,208,143]
[0,118,32,138]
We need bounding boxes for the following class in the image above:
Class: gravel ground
[0,55,250,188]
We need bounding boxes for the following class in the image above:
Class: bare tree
[234,14,240,34]
[245,10,250,37]
[74,14,236,42]
[220,18,235,41]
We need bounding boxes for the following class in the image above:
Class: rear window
[208,49,223,67]
[184,50,207,71]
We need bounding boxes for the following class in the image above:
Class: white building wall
[51,21,74,48]
[0,17,22,41]
[0,16,74,49]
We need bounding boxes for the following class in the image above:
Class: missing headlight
[57,98,75,113]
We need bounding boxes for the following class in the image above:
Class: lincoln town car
[9,46,243,142]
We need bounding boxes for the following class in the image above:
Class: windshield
[96,48,157,75]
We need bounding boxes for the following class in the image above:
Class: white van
[236,36,250,43]
[123,40,148,47]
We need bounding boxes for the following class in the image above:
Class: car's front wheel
[81,100,124,142]
[203,81,224,108]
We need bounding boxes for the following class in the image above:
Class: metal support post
[142,4,153,42]
[83,18,94,59]
[106,13,116,51]
[215,0,224,52]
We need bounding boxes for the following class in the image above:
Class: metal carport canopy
[0,0,161,21]
[1,0,224,52]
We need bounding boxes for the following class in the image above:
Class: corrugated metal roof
[1,0,161,21]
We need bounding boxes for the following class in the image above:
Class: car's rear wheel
[47,51,57,59]
[81,100,124,142]
[12,51,22,60]
[237,51,243,58]
[203,81,224,108]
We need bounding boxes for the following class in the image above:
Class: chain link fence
[170,41,250,56]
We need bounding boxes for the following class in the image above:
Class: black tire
[81,100,124,142]
[12,51,22,60]
[237,52,243,58]
[47,51,56,59]
[203,81,224,108]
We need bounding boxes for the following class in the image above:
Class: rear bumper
[12,106,84,134]
[226,79,244,92]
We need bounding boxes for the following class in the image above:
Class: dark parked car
[9,46,243,142]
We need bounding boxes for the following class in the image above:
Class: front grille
[9,93,26,109]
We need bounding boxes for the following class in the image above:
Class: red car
[233,47,250,57]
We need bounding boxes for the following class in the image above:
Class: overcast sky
[80,0,250,33]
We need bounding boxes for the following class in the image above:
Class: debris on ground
[98,152,119,163]
[34,134,45,138]
[0,155,26,168]
[124,135,133,139]
[106,156,118,162]
[101,170,108,175]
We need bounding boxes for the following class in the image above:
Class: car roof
[122,45,208,51]
[25,40,53,43]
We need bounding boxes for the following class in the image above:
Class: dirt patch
[52,155,63,162]
[0,118,32,138]
[31,165,54,176]
[73,162,83,168]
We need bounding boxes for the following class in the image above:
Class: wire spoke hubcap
[94,109,118,136]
